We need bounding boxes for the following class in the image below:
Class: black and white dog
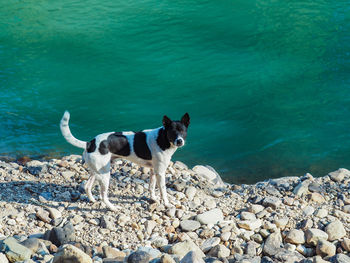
[60,111,190,211]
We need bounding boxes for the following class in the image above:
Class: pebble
[316,240,336,257]
[196,208,223,225]
[325,220,346,241]
[305,228,329,246]
[1,156,350,263]
[180,220,201,232]
[284,229,305,245]
[201,237,221,253]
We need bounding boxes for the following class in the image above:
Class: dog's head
[162,113,190,147]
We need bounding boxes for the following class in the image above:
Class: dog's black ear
[181,113,190,128]
[163,115,172,128]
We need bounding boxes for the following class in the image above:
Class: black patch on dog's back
[98,140,109,155]
[99,132,130,156]
[156,128,170,151]
[86,139,96,153]
[134,132,152,160]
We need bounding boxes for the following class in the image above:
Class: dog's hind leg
[85,174,96,203]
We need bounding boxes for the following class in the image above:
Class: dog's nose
[175,138,184,146]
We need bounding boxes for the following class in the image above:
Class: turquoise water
[1,0,350,183]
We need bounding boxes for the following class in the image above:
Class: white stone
[196,208,223,225]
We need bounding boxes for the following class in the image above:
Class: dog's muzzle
[175,138,184,147]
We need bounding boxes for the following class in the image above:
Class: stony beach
[0,155,350,263]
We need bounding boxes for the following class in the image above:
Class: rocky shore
[0,155,350,263]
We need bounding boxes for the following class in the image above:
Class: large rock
[192,165,225,186]
[180,251,205,263]
[127,251,151,263]
[20,238,40,253]
[169,240,205,259]
[0,253,8,263]
[305,228,328,246]
[273,249,305,263]
[263,231,283,256]
[293,181,310,196]
[325,220,346,241]
[48,221,75,246]
[52,244,92,263]
[200,237,220,253]
[180,220,201,232]
[341,238,350,252]
[284,229,305,245]
[329,254,350,263]
[329,168,350,182]
[237,219,262,231]
[196,208,223,225]
[262,196,281,209]
[0,237,32,262]
[316,240,336,257]
[207,244,230,258]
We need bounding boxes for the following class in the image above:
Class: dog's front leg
[154,165,170,207]
[85,174,96,203]
[149,171,157,201]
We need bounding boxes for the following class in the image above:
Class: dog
[60,111,190,211]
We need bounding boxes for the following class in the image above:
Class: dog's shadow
[0,180,151,213]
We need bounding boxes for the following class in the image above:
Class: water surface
[1,0,350,183]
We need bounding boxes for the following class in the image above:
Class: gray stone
[180,251,205,263]
[241,212,256,220]
[52,244,92,263]
[185,187,197,201]
[137,247,161,259]
[285,229,305,245]
[127,251,151,263]
[100,215,115,229]
[316,240,336,257]
[263,231,283,256]
[36,209,51,223]
[308,182,323,193]
[192,165,225,186]
[151,237,168,248]
[207,244,230,258]
[48,221,75,246]
[325,220,346,241]
[329,254,350,263]
[305,229,328,246]
[0,237,32,262]
[20,238,40,253]
[180,220,201,232]
[293,181,310,196]
[169,240,205,259]
[274,249,304,263]
[200,237,220,253]
[46,207,62,220]
[245,241,258,256]
[196,208,223,225]
[262,196,281,209]
[145,220,157,235]
[329,168,350,182]
[303,206,315,216]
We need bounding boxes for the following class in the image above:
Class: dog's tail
[60,111,87,149]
